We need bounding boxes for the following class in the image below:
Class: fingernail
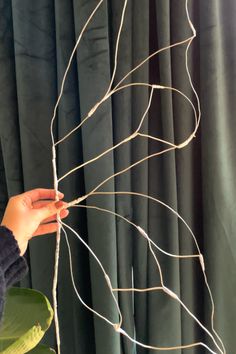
[58,191,64,198]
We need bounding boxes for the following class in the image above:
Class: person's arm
[0,226,28,322]
[0,188,68,323]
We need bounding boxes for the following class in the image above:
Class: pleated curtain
[0,1,236,353]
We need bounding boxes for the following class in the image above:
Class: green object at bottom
[0,288,54,354]
[27,344,56,353]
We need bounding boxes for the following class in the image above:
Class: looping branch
[49,0,225,353]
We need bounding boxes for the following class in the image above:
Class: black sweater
[0,226,28,322]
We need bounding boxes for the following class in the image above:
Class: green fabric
[0,0,235,353]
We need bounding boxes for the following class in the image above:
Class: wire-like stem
[57,82,199,183]
[49,0,226,352]
[50,1,106,352]
[105,0,128,94]
[63,203,221,354]
[74,203,200,259]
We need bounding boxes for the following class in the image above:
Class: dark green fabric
[0,0,235,353]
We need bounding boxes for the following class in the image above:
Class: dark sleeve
[0,226,28,324]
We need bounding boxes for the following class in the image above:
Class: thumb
[37,201,67,220]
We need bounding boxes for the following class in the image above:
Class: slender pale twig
[50,1,106,352]
[61,203,222,354]
[57,83,199,183]
[49,0,226,352]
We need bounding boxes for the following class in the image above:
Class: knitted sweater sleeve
[0,226,28,323]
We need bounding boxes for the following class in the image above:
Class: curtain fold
[0,0,235,353]
[200,0,236,351]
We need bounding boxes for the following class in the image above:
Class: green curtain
[0,0,235,353]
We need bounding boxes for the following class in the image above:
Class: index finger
[23,189,64,202]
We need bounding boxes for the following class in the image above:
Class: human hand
[0,189,69,256]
